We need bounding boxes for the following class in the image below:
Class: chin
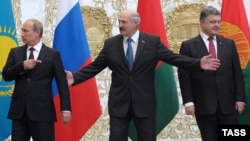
[119,31,125,35]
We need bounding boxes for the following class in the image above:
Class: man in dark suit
[178,6,246,141]
[66,9,220,141]
[2,19,71,141]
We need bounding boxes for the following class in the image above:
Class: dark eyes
[118,20,129,24]
[209,20,221,24]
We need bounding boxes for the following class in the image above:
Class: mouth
[119,27,124,31]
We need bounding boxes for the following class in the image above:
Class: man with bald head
[3,18,71,141]
[66,10,220,141]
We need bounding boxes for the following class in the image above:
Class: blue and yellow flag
[0,0,18,140]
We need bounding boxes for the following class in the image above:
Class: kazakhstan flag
[0,0,18,140]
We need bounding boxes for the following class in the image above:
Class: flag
[53,0,102,140]
[128,0,179,140]
[0,0,18,140]
[220,0,250,124]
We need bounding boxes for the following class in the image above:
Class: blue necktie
[126,38,133,71]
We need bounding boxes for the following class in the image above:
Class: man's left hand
[200,54,220,70]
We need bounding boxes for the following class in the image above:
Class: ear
[35,30,41,37]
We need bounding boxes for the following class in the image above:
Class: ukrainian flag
[0,0,18,140]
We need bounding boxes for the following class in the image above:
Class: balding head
[118,9,140,37]
[21,18,43,46]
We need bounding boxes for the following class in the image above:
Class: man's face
[118,11,138,37]
[200,15,221,36]
[21,20,40,46]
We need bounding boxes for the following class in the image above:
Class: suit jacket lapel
[216,36,224,60]
[134,32,146,66]
[116,35,130,68]
[194,35,210,57]
[21,45,28,61]
[37,44,48,61]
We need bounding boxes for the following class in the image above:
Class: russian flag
[52,0,102,140]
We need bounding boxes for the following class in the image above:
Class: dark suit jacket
[73,32,202,118]
[3,43,71,122]
[178,35,246,115]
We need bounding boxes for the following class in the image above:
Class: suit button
[27,79,30,81]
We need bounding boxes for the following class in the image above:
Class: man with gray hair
[66,9,220,141]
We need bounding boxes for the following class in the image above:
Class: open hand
[200,54,220,70]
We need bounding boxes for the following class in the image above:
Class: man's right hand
[23,59,42,70]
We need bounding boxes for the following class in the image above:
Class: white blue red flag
[53,0,101,140]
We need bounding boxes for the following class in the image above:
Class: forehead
[118,11,131,20]
[23,20,33,26]
[205,15,221,21]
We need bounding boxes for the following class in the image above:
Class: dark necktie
[29,48,35,59]
[126,38,133,71]
[208,36,216,58]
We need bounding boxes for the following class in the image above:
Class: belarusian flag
[220,0,250,124]
[128,0,179,140]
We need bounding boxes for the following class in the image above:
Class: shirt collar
[200,32,216,41]
[28,41,42,51]
[124,30,139,43]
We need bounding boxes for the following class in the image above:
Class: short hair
[130,11,141,24]
[30,18,43,38]
[199,6,220,21]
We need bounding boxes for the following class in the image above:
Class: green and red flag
[220,0,250,124]
[128,0,179,140]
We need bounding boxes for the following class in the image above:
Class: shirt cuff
[184,102,194,107]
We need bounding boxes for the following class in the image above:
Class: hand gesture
[65,70,74,86]
[23,59,42,70]
[200,54,220,70]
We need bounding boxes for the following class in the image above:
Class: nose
[214,21,220,26]
[21,31,24,37]
[118,22,122,27]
